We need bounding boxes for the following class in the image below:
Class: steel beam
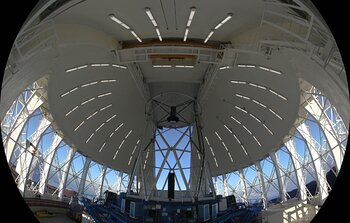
[126,63,150,102]
[114,46,220,64]
[77,157,91,197]
[269,152,287,202]
[157,127,190,191]
[127,119,154,200]
[117,171,123,193]
[222,174,228,197]
[5,94,44,162]
[98,165,107,198]
[304,97,345,172]
[58,147,76,199]
[255,161,268,208]
[285,140,308,200]
[197,59,221,103]
[38,134,62,195]
[16,116,50,196]
[297,123,328,203]
[194,108,207,200]
[239,169,248,204]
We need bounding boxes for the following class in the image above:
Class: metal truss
[284,140,308,200]
[97,165,107,197]
[260,0,345,82]
[5,20,58,80]
[58,151,87,198]
[127,125,197,201]
[126,105,216,201]
[1,83,37,135]
[77,157,91,197]
[260,156,284,204]
[197,44,230,104]
[297,123,329,202]
[57,147,76,199]
[1,83,134,201]
[126,63,151,102]
[239,169,248,204]
[16,116,51,195]
[302,88,347,172]
[3,90,44,163]
[114,46,221,64]
[269,152,287,202]
[81,160,103,198]
[255,161,268,208]
[1,76,347,209]
[37,134,62,194]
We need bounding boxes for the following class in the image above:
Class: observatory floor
[36,213,76,223]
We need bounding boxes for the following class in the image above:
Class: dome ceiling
[44,0,302,175]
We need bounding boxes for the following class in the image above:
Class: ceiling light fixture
[156,27,162,41]
[145,7,158,27]
[109,14,130,30]
[203,13,232,43]
[60,87,78,97]
[145,7,163,41]
[204,30,214,43]
[175,65,194,68]
[230,80,247,84]
[214,13,233,30]
[219,66,232,70]
[187,7,196,27]
[65,64,88,73]
[91,63,109,67]
[183,28,189,41]
[237,64,256,68]
[130,30,142,42]
[112,64,127,69]
[100,79,117,83]
[183,7,196,41]
[81,81,98,88]
[258,66,282,75]
[153,65,172,68]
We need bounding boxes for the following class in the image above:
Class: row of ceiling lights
[204,13,233,43]
[220,64,282,75]
[109,14,142,42]
[109,7,232,43]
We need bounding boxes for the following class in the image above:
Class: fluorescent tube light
[237,64,256,68]
[214,13,233,30]
[130,30,142,42]
[204,30,214,43]
[183,28,189,41]
[153,65,172,68]
[109,14,130,30]
[258,66,282,75]
[219,66,231,70]
[156,27,162,41]
[175,65,194,68]
[187,7,196,27]
[145,7,158,27]
[112,64,127,69]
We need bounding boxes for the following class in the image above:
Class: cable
[159,0,169,30]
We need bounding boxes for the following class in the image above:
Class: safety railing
[259,0,345,84]
[5,20,58,86]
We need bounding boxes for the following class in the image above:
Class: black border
[1,1,40,222]
[309,1,350,221]
[0,1,349,222]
